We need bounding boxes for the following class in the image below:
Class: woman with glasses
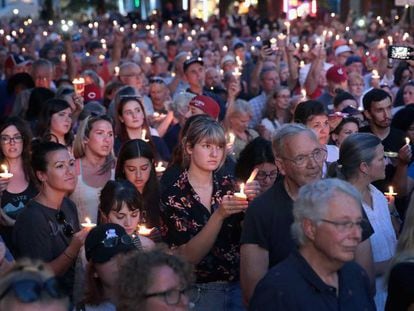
[115,139,161,233]
[0,117,37,255]
[99,180,154,249]
[160,117,248,311]
[80,223,137,311]
[330,133,397,311]
[0,259,69,311]
[115,95,170,161]
[117,250,193,311]
[13,142,90,298]
[70,115,115,224]
[235,137,277,195]
[36,99,74,151]
[260,87,291,140]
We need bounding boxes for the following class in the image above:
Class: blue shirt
[249,251,375,311]
[249,91,267,128]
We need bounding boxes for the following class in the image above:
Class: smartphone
[387,45,414,60]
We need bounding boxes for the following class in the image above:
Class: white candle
[247,168,259,183]
[0,164,13,178]
[114,66,120,76]
[155,161,166,173]
[234,183,247,199]
[301,88,307,99]
[228,132,235,145]
[285,21,290,44]
[141,129,149,142]
[81,217,96,228]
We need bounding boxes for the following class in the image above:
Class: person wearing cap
[317,65,349,112]
[81,223,136,311]
[345,55,364,75]
[183,57,226,120]
[0,259,69,311]
[186,94,221,120]
[334,45,353,67]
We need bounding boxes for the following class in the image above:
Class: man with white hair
[249,179,375,310]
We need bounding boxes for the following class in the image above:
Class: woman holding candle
[115,139,162,242]
[224,99,258,160]
[13,142,90,298]
[160,117,248,310]
[70,115,115,224]
[114,95,170,161]
[36,99,74,150]
[0,117,38,254]
[331,133,397,311]
[98,180,154,250]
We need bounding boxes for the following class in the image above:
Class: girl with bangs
[160,116,248,311]
[114,95,170,161]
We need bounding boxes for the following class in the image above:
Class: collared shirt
[248,91,267,128]
[249,251,376,311]
[160,170,243,283]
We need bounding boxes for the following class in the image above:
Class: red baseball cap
[326,65,348,84]
[84,84,102,102]
[189,95,220,119]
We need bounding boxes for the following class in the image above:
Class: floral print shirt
[160,170,243,283]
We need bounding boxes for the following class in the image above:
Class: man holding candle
[240,124,325,304]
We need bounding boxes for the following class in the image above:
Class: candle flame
[85,217,91,224]
[1,164,7,174]
[240,183,245,195]
[406,137,410,145]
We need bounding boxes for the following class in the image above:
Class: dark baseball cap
[85,223,136,263]
[183,57,204,72]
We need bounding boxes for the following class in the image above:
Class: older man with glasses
[249,179,375,311]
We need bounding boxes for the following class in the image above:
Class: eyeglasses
[0,135,23,144]
[256,169,278,180]
[320,219,367,233]
[149,77,165,84]
[281,148,327,167]
[0,278,64,303]
[145,287,190,305]
[101,234,133,248]
[55,210,74,237]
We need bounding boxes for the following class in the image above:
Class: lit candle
[138,224,153,236]
[0,164,13,178]
[228,132,235,145]
[155,161,166,173]
[388,36,393,45]
[405,137,410,145]
[61,54,66,62]
[72,78,85,95]
[284,21,290,43]
[384,186,397,197]
[234,183,247,200]
[81,217,96,228]
[301,88,307,99]
[114,66,120,76]
[247,168,259,183]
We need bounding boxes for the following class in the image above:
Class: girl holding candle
[115,139,161,231]
[160,117,248,310]
[36,99,74,150]
[98,180,154,250]
[114,95,170,161]
[70,115,115,224]
[13,142,90,298]
[0,117,38,254]
[331,133,397,311]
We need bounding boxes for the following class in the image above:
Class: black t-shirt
[386,261,414,311]
[241,179,374,268]
[13,197,80,295]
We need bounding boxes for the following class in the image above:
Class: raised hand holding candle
[0,164,13,178]
[234,183,247,200]
[155,161,166,173]
[81,217,96,228]
[72,78,85,95]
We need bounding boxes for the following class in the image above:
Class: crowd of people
[0,3,413,310]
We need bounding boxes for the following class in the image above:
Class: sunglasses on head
[149,77,165,84]
[0,278,64,303]
[55,210,74,237]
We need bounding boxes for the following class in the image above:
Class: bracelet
[63,251,76,261]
